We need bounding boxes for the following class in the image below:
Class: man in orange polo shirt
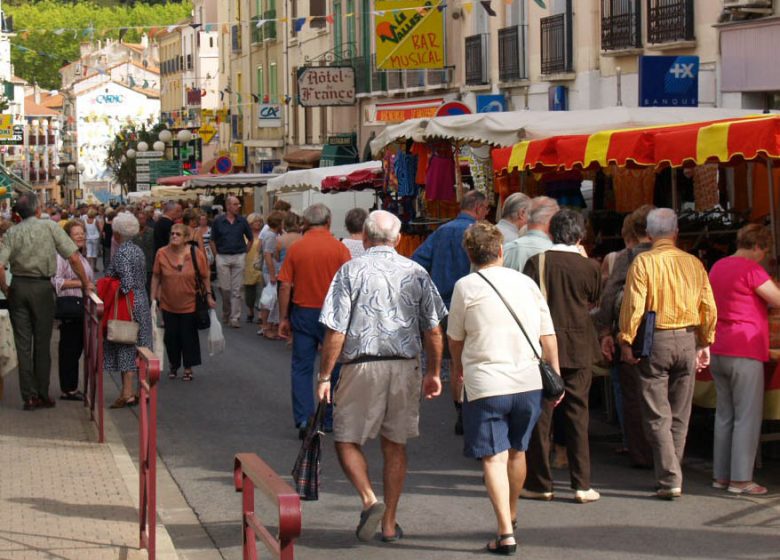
[278,203,351,438]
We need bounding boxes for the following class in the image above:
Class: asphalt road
[108,318,780,560]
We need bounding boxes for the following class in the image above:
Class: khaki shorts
[333,358,421,445]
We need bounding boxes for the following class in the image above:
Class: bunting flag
[251,94,259,102]
[279,18,288,24]
[325,14,335,24]
[416,6,427,15]
[222,24,229,33]
[189,23,202,30]
[129,75,136,87]
[53,28,65,36]
[463,2,474,13]
[142,80,149,89]
[534,0,547,7]
[480,1,496,15]
[503,0,512,4]
[167,24,177,33]
[293,17,306,32]
[255,19,267,28]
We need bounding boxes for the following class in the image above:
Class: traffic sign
[198,124,216,144]
[435,101,472,117]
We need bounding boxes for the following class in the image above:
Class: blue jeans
[290,306,340,428]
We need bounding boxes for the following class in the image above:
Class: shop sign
[0,124,23,145]
[297,67,356,107]
[639,55,699,107]
[375,97,443,122]
[258,103,283,127]
[376,0,444,70]
[0,115,13,140]
[230,143,246,167]
[96,94,124,104]
[477,95,507,113]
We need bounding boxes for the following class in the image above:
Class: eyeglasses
[170,232,183,237]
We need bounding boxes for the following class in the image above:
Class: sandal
[727,482,768,495]
[109,396,137,409]
[168,369,178,380]
[182,370,193,382]
[487,533,517,555]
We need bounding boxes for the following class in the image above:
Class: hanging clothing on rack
[462,144,495,204]
[394,150,419,197]
[382,148,398,193]
[425,142,456,202]
[410,142,430,186]
[691,163,720,211]
[611,167,656,212]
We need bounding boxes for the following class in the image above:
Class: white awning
[266,161,382,193]
[183,173,279,190]
[370,107,771,155]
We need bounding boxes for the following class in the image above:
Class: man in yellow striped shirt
[618,208,717,500]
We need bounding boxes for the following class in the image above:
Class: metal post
[454,142,464,202]
[768,159,778,269]
[616,66,623,107]
[671,167,678,212]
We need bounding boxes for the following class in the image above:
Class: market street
[105,322,780,560]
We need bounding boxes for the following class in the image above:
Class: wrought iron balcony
[465,34,489,85]
[601,0,642,50]
[498,25,527,82]
[647,0,694,44]
[540,12,573,74]
[351,55,451,94]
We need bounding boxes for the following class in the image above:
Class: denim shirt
[411,212,475,309]
[210,214,252,255]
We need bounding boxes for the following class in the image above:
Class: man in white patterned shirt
[318,210,446,544]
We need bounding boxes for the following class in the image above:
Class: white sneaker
[574,488,601,503]
[519,488,554,501]
[655,487,682,500]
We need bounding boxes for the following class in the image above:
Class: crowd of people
[0,187,776,554]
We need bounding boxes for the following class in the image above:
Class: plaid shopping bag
[291,403,326,501]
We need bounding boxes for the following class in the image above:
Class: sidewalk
[0,338,179,560]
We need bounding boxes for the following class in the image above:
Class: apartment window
[256,65,265,102]
[601,0,642,50]
[231,24,242,52]
[647,0,694,44]
[310,0,326,29]
[346,0,356,50]
[269,63,278,103]
[265,0,277,40]
[498,25,527,81]
[465,34,489,85]
[292,66,301,144]
[290,0,298,36]
[540,0,573,74]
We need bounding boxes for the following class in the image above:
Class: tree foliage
[106,121,168,194]
[6,0,192,89]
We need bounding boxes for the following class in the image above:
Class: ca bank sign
[639,55,699,107]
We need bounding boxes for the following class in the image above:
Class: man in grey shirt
[496,192,530,244]
[318,210,446,543]
[503,196,559,273]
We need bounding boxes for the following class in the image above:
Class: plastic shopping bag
[151,301,166,368]
[208,309,225,356]
[259,282,277,310]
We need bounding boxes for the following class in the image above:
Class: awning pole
[767,159,778,269]
[671,168,678,212]
[454,142,464,202]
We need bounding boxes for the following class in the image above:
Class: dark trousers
[162,310,201,370]
[58,318,84,393]
[290,306,340,428]
[619,362,653,467]
[8,277,56,401]
[526,366,593,492]
[637,329,697,489]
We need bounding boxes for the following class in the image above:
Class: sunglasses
[170,232,184,237]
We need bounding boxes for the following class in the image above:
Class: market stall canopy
[267,161,382,193]
[492,114,780,173]
[0,162,34,194]
[370,107,770,155]
[183,173,279,190]
[321,166,383,193]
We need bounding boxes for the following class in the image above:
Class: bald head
[364,210,402,247]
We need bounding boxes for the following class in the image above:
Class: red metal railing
[83,292,105,442]
[233,453,302,560]
[137,347,160,559]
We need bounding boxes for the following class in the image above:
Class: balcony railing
[601,0,642,50]
[541,12,573,74]
[647,0,694,44]
[498,25,527,82]
[351,55,452,94]
[465,34,489,85]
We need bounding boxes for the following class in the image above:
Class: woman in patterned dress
[104,211,153,408]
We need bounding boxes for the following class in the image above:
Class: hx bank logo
[639,55,699,107]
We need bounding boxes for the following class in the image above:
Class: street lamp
[176,129,192,143]
[66,161,85,204]
[152,140,166,152]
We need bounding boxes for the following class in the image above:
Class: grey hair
[163,200,178,213]
[501,192,531,220]
[461,190,487,210]
[528,196,560,226]
[13,193,39,219]
[112,211,140,239]
[646,208,678,239]
[303,203,331,227]
[550,208,585,245]
[364,210,401,245]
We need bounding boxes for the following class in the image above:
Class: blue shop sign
[639,55,699,107]
[476,95,507,113]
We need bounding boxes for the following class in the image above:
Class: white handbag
[106,291,139,344]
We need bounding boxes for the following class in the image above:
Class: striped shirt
[618,238,717,347]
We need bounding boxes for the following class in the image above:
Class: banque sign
[297,66,356,107]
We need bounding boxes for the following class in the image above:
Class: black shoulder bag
[190,244,211,330]
[476,271,565,401]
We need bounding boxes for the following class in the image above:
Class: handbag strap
[190,244,206,297]
[538,251,548,301]
[476,271,542,361]
[113,287,134,321]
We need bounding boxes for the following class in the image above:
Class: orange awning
[495,115,780,173]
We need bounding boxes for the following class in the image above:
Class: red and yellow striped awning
[493,115,780,173]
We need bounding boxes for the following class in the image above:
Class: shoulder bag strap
[190,244,206,296]
[476,271,542,361]
[538,251,548,300]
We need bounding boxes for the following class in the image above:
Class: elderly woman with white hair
[104,211,153,408]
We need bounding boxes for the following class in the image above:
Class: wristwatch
[316,374,331,383]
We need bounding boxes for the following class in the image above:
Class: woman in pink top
[709,224,780,495]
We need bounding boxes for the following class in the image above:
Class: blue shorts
[462,390,543,459]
